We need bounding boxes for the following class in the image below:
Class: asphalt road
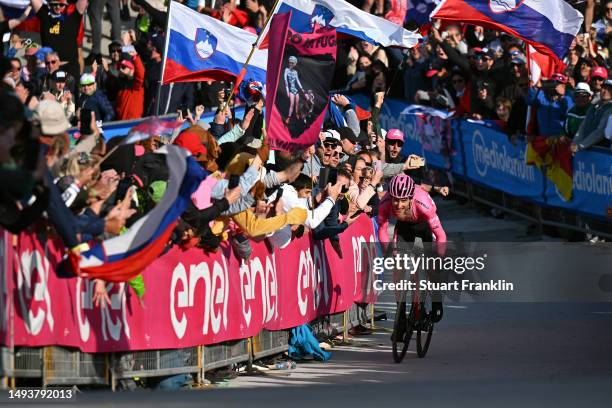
[32,198,612,407]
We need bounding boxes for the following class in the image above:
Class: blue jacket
[78,89,115,123]
[525,87,574,137]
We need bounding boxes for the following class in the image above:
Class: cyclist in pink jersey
[377,174,447,257]
[378,174,446,326]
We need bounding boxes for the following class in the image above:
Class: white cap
[322,129,341,142]
[36,100,71,135]
[574,82,593,96]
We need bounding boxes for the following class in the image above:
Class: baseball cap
[552,73,568,84]
[35,100,71,135]
[574,82,593,96]
[386,129,404,142]
[150,34,165,54]
[475,47,495,59]
[52,70,67,82]
[120,59,135,70]
[79,73,95,86]
[322,129,341,143]
[592,66,608,79]
[338,127,358,143]
[173,130,207,160]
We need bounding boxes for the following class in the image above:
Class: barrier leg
[110,353,116,392]
[370,303,375,329]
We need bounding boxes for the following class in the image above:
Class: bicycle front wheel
[416,308,433,358]
[392,302,412,363]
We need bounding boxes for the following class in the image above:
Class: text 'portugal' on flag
[265,12,337,153]
[430,0,583,61]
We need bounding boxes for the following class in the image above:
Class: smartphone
[228,174,240,190]
[181,108,190,118]
[373,160,382,172]
[121,45,136,53]
[114,178,131,205]
[409,156,425,168]
[79,108,93,136]
[318,167,338,189]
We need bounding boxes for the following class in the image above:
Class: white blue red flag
[430,0,583,61]
[78,145,206,282]
[122,117,183,145]
[265,0,421,48]
[162,1,266,85]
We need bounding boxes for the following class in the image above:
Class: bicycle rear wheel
[391,302,413,363]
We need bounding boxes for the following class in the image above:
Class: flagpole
[222,0,283,109]
[156,0,174,116]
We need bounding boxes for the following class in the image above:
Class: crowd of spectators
[0,0,610,300]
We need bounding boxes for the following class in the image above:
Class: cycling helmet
[389,174,415,199]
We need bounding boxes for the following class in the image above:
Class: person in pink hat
[590,66,609,105]
[385,128,407,164]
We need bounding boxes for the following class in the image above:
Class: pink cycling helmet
[389,174,416,199]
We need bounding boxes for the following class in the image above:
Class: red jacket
[115,55,145,120]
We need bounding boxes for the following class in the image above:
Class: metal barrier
[251,330,289,360]
[448,175,611,239]
[43,347,108,386]
[203,340,250,372]
[111,347,200,381]
[14,347,42,379]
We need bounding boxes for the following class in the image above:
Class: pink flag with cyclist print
[266,12,337,152]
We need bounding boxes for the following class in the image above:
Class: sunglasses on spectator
[593,77,605,81]
[452,78,465,84]
[387,140,403,147]
[110,48,121,54]
[50,2,67,8]
[607,7,612,12]
[331,151,345,159]
[359,176,372,182]
[323,141,338,149]
[45,59,59,66]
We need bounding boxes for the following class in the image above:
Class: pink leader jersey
[377,185,447,255]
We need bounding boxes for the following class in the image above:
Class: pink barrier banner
[1,216,378,352]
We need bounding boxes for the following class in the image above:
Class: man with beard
[115,50,145,120]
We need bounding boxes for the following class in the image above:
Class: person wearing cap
[30,0,87,80]
[385,128,407,164]
[590,66,608,105]
[41,51,76,95]
[77,72,115,124]
[338,126,359,156]
[564,83,593,139]
[526,73,574,137]
[115,49,145,120]
[301,129,340,178]
[50,70,76,122]
[572,79,612,151]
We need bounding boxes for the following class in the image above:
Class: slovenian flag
[161,1,267,85]
[265,0,421,48]
[78,145,206,282]
[430,0,583,61]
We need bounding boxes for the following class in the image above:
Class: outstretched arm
[76,0,88,14]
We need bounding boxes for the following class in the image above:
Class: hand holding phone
[121,45,136,54]
[408,155,425,169]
